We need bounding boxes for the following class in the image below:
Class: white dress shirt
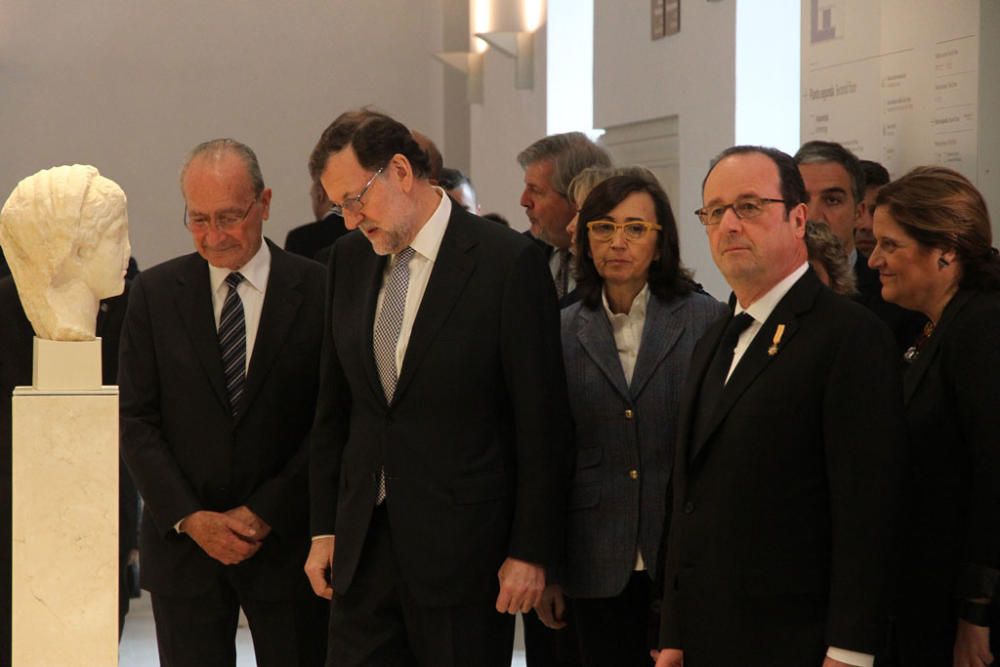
[208,239,271,373]
[727,262,873,667]
[373,188,451,375]
[601,284,650,571]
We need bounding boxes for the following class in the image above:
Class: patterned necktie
[219,272,246,418]
[372,247,415,504]
[554,248,570,299]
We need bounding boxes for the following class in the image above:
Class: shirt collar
[601,283,650,321]
[407,187,451,263]
[735,261,809,324]
[848,248,858,268]
[208,238,271,294]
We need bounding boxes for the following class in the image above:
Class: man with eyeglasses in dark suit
[119,138,328,666]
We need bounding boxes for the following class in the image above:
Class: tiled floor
[119,593,528,666]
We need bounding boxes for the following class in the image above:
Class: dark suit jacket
[309,204,572,607]
[559,291,726,598]
[119,239,325,600]
[893,290,1000,663]
[284,212,347,260]
[660,269,905,665]
[854,252,926,352]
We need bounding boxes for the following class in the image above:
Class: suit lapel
[689,272,819,465]
[630,294,684,398]
[240,242,303,421]
[361,251,390,405]
[902,290,970,405]
[677,313,729,469]
[575,306,631,403]
[174,255,229,411]
[393,209,475,403]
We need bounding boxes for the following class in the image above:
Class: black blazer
[309,204,572,607]
[284,212,347,261]
[893,290,1000,663]
[119,240,325,599]
[660,269,905,665]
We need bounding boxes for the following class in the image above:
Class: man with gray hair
[518,132,611,300]
[119,138,329,666]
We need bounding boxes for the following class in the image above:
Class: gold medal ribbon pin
[768,324,786,356]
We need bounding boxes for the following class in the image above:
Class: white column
[12,338,118,667]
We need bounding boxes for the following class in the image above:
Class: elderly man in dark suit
[303,109,571,667]
[654,146,905,667]
[119,138,328,666]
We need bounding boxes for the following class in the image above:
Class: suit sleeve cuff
[826,646,874,667]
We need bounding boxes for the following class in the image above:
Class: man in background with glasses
[653,146,905,667]
[119,138,329,666]
[304,109,571,667]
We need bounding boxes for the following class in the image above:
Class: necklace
[903,321,936,364]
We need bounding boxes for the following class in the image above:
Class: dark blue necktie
[219,272,246,418]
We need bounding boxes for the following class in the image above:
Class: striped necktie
[219,272,246,418]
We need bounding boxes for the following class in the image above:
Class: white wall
[0,1,444,269]
[467,4,548,230]
[594,0,737,300]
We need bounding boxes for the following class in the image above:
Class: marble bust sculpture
[0,164,130,341]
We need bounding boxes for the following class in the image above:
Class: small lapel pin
[768,324,785,356]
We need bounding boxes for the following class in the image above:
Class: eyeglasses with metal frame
[694,197,790,226]
[330,166,385,217]
[184,198,258,232]
[586,220,663,242]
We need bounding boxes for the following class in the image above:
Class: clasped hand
[179,506,270,565]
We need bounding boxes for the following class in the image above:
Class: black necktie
[692,312,754,448]
[554,249,570,299]
[219,272,246,418]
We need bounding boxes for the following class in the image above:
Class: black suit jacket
[309,204,572,607]
[119,240,325,600]
[284,212,347,261]
[661,269,905,665]
[854,252,926,352]
[893,290,1000,661]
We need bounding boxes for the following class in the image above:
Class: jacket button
[628,469,639,480]
[683,501,695,514]
[624,409,634,419]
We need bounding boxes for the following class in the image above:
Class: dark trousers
[568,571,659,667]
[326,505,515,667]
[151,570,328,667]
[523,610,581,667]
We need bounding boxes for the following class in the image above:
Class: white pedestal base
[11,339,118,666]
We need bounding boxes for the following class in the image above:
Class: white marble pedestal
[12,338,118,666]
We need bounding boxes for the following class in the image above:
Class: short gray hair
[180,138,265,197]
[517,132,611,198]
[794,140,864,204]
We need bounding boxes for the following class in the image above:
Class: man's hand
[954,619,994,667]
[225,505,272,541]
[304,536,335,600]
[495,557,545,614]
[179,510,261,565]
[534,584,567,629]
[650,648,683,666]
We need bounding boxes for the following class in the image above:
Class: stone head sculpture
[0,165,130,341]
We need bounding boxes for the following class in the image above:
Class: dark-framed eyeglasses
[331,166,384,216]
[184,198,258,232]
[694,197,789,226]
[586,220,663,242]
